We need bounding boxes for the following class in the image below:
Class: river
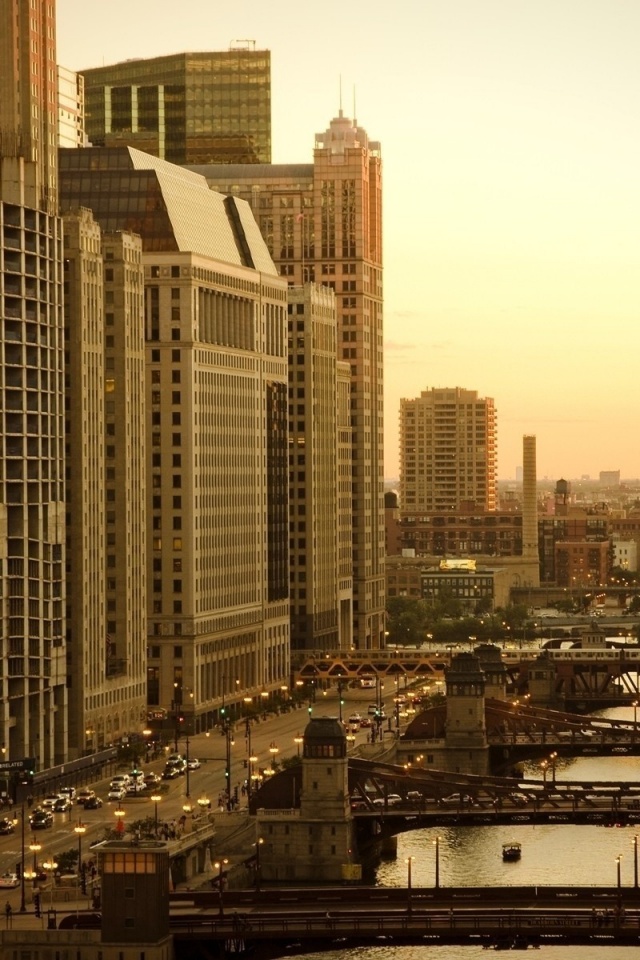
[288,705,640,958]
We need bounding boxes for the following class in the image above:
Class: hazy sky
[56,0,640,481]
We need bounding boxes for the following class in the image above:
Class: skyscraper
[81,48,271,165]
[0,0,66,765]
[59,146,290,731]
[287,284,353,651]
[194,108,385,650]
[400,387,497,515]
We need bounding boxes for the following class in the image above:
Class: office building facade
[400,387,497,515]
[196,108,385,650]
[0,0,67,767]
[288,284,352,651]
[63,211,147,755]
[59,147,290,730]
[81,49,271,165]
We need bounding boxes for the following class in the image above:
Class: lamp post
[29,839,41,885]
[114,806,125,835]
[294,733,303,756]
[151,793,161,837]
[42,859,58,907]
[269,741,279,770]
[224,720,234,810]
[14,805,26,912]
[616,855,622,905]
[540,760,548,785]
[245,715,253,804]
[550,752,558,783]
[633,836,638,889]
[74,820,86,894]
[214,858,229,916]
[255,836,264,891]
[185,733,191,798]
[406,856,413,915]
[634,701,638,741]
[434,835,441,889]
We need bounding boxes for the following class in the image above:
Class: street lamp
[29,839,41,886]
[550,752,558,783]
[616,855,622,903]
[255,836,264,891]
[42,859,58,906]
[634,701,638,740]
[433,835,441,889]
[540,760,548,785]
[114,806,125,835]
[294,733,303,756]
[13,806,26,912]
[632,835,638,889]
[214,858,229,915]
[74,821,86,893]
[269,741,279,770]
[151,793,161,837]
[406,856,413,915]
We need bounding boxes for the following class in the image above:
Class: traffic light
[308,706,312,716]
[20,758,36,786]
[33,893,41,918]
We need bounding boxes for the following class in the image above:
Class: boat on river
[502,841,522,862]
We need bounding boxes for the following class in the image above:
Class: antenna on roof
[353,85,357,125]
[339,74,343,117]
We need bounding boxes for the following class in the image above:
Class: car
[0,873,19,889]
[83,795,103,810]
[162,766,180,780]
[76,789,96,806]
[107,786,127,801]
[359,716,372,728]
[187,758,201,770]
[350,796,368,810]
[29,809,54,829]
[53,797,72,813]
[406,790,424,804]
[0,818,15,835]
[126,780,145,795]
[440,793,474,807]
[110,775,131,789]
[41,793,63,810]
[143,773,161,788]
[59,786,77,801]
[372,794,403,808]
[348,714,362,726]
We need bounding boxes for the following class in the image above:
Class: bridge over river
[165,885,640,957]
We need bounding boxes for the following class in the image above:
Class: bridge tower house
[527,651,558,706]
[257,716,359,883]
[443,652,489,775]
[474,643,508,701]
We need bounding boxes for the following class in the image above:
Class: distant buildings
[400,387,497,515]
[81,48,271,165]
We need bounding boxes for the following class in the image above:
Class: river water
[288,706,640,959]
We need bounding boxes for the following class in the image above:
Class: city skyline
[56,0,640,482]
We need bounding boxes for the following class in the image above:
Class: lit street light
[42,859,58,906]
[294,733,303,756]
[214,858,229,915]
[74,821,86,893]
[151,793,161,837]
[632,835,638,889]
[434,835,441,889]
[406,856,413,915]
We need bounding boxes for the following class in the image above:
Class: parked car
[29,809,54,829]
[83,795,103,810]
[0,873,19,889]
[187,758,201,770]
[53,797,72,813]
[76,789,96,806]
[108,786,127,801]
[0,818,15,835]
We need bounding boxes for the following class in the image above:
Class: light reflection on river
[287,706,640,958]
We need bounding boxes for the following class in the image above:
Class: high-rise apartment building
[195,109,385,650]
[58,66,86,148]
[400,387,497,515]
[81,48,271,165]
[287,284,352,651]
[0,0,66,766]
[59,147,290,731]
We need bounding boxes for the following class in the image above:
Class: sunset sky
[57,0,640,481]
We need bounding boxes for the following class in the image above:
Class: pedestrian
[4,901,11,928]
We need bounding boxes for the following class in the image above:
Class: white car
[108,785,127,801]
[0,873,19,889]
[187,758,201,770]
[110,775,130,790]
[41,794,64,810]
